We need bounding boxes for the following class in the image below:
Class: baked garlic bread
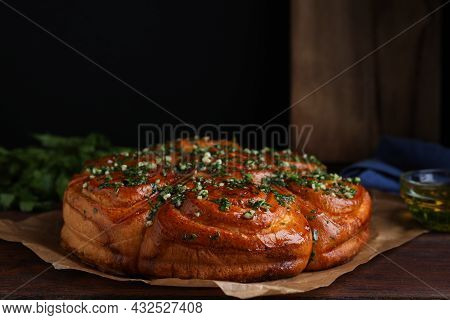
[61,138,371,282]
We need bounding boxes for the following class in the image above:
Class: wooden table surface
[0,213,449,299]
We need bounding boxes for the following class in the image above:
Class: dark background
[0,1,289,148]
[0,1,448,148]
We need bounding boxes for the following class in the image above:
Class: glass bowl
[400,169,450,232]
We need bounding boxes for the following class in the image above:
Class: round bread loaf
[61,138,371,282]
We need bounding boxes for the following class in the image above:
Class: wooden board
[290,0,442,162]
[0,215,448,299]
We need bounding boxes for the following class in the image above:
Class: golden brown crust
[61,138,370,281]
[61,178,312,281]
[287,184,372,270]
[305,225,370,271]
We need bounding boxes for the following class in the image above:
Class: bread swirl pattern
[61,138,371,281]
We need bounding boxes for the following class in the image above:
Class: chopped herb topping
[225,174,253,189]
[98,181,124,192]
[145,184,188,225]
[248,199,270,210]
[197,189,209,200]
[81,138,361,230]
[242,210,256,219]
[213,197,231,211]
[272,190,295,207]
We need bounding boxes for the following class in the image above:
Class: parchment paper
[0,191,427,299]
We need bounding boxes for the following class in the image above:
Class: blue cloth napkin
[341,136,450,193]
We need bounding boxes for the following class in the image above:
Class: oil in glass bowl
[400,169,450,232]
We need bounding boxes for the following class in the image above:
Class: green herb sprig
[0,134,126,212]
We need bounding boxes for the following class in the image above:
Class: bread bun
[61,138,370,281]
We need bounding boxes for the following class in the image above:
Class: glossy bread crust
[61,138,371,282]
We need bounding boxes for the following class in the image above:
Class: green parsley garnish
[248,199,270,210]
[272,190,295,206]
[213,197,231,211]
[0,133,126,212]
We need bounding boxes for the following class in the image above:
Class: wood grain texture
[290,0,442,162]
[0,212,449,299]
